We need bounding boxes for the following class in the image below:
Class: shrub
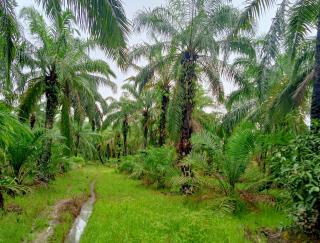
[0,176,29,210]
[224,123,256,190]
[272,132,320,235]
[6,130,43,183]
[118,155,143,179]
[141,147,177,188]
[191,124,256,193]
[63,156,86,171]
[119,147,178,189]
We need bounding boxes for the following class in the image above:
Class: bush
[119,147,178,189]
[191,124,256,193]
[272,132,320,235]
[224,123,256,190]
[67,156,86,170]
[141,147,177,187]
[118,155,141,176]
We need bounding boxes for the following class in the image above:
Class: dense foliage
[273,132,320,234]
[1,0,320,240]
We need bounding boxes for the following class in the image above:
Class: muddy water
[32,199,71,243]
[64,182,96,243]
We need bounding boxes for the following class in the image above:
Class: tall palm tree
[134,0,239,160]
[0,0,19,103]
[122,83,158,149]
[18,8,116,179]
[312,14,320,129]
[129,39,174,146]
[103,94,140,156]
[57,38,116,155]
[222,35,314,135]
[1,0,128,105]
[234,0,320,129]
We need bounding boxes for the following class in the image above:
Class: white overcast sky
[16,0,278,98]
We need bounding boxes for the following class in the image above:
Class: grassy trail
[0,167,97,243]
[0,167,289,242]
[81,168,289,243]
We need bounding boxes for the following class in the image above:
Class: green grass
[81,168,291,243]
[0,167,291,242]
[0,167,97,243]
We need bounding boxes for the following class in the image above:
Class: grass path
[81,168,289,243]
[0,167,289,242]
[0,167,97,243]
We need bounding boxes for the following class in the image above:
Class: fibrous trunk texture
[122,116,129,156]
[39,67,59,181]
[30,113,36,129]
[178,51,196,158]
[159,85,169,146]
[61,81,73,155]
[0,191,4,210]
[177,50,197,194]
[143,109,149,149]
[311,16,320,131]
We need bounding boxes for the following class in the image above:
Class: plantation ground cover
[81,168,290,243]
[0,166,97,242]
[0,166,291,242]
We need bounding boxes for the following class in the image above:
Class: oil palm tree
[1,0,128,105]
[129,39,174,146]
[0,104,31,209]
[223,0,316,133]
[223,40,313,134]
[103,94,140,156]
[222,36,277,133]
[57,37,116,155]
[234,0,320,129]
[122,83,158,149]
[0,0,19,103]
[134,0,240,160]
[18,8,116,178]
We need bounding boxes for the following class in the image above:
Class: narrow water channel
[65,182,96,243]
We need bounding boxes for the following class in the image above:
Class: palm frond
[36,0,130,51]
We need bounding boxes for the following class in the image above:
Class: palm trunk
[159,85,169,146]
[75,132,80,157]
[97,144,104,164]
[73,96,83,157]
[177,51,197,194]
[143,109,149,149]
[178,51,196,158]
[122,116,129,156]
[115,132,122,161]
[311,16,320,131]
[91,120,96,131]
[39,67,59,181]
[106,143,111,160]
[61,81,73,155]
[30,113,36,129]
[0,191,3,210]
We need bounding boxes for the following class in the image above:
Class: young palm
[0,105,31,209]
